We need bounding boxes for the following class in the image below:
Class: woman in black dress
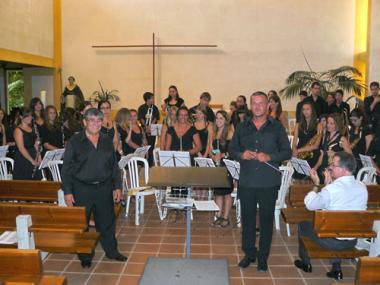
[349,108,373,172]
[30,97,45,128]
[98,100,118,150]
[114,108,131,156]
[193,107,213,157]
[62,76,84,111]
[314,113,352,182]
[165,106,201,155]
[210,110,234,227]
[40,105,64,151]
[161,85,185,116]
[292,102,322,178]
[160,106,178,150]
[13,108,42,180]
[125,109,146,155]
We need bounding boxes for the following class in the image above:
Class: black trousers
[147,135,156,167]
[298,221,357,266]
[239,186,279,262]
[73,179,119,262]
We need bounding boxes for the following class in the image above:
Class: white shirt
[304,176,368,211]
[304,175,368,240]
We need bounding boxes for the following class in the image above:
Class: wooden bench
[0,248,67,284]
[0,180,124,216]
[341,256,380,285]
[301,210,380,259]
[0,180,61,203]
[0,204,99,254]
[281,184,380,225]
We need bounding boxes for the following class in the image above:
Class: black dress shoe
[294,259,312,273]
[257,260,268,272]
[326,269,343,280]
[238,256,256,268]
[80,260,92,268]
[107,253,128,262]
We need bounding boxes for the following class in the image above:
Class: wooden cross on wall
[92,33,217,96]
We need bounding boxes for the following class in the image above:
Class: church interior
[0,0,380,284]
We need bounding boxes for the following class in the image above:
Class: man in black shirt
[62,108,127,268]
[302,82,328,119]
[364,81,380,135]
[333,89,350,125]
[138,92,160,166]
[189,92,215,122]
[229,92,291,272]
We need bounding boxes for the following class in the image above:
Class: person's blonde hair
[328,113,346,136]
[115,108,131,129]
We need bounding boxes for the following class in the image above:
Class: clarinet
[32,119,42,178]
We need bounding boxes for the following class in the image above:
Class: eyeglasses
[86,118,102,123]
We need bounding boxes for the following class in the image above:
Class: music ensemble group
[0,77,379,279]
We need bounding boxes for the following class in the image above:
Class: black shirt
[303,95,328,118]
[295,101,304,123]
[138,104,160,125]
[40,124,64,149]
[167,126,197,151]
[229,117,291,188]
[364,96,380,135]
[61,130,122,195]
[189,105,215,122]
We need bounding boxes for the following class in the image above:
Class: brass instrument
[297,129,322,160]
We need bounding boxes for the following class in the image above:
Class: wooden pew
[0,204,99,254]
[281,184,380,225]
[0,248,67,284]
[0,180,61,203]
[301,210,380,259]
[351,257,380,285]
[0,180,123,216]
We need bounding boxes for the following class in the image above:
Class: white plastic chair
[288,118,296,134]
[46,160,66,206]
[275,165,294,235]
[153,147,160,166]
[223,159,241,227]
[0,157,14,180]
[47,160,63,182]
[124,157,155,225]
[356,167,378,185]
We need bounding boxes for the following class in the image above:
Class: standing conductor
[62,108,127,268]
[229,92,291,271]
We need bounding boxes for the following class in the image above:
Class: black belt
[75,178,108,185]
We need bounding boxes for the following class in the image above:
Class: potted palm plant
[279,66,366,102]
[90,81,120,103]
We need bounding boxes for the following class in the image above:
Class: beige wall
[0,0,54,58]
[62,0,356,111]
[369,0,380,83]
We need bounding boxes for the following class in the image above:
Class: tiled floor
[43,198,356,284]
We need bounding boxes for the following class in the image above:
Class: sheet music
[134,145,151,158]
[194,157,215,167]
[158,151,191,167]
[194,200,220,211]
[290,157,311,176]
[0,145,9,158]
[359,154,374,168]
[150,124,162,136]
[118,153,136,169]
[0,231,17,244]
[163,196,194,209]
[223,159,240,180]
[39,149,65,169]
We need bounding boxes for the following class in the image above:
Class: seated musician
[294,151,368,280]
